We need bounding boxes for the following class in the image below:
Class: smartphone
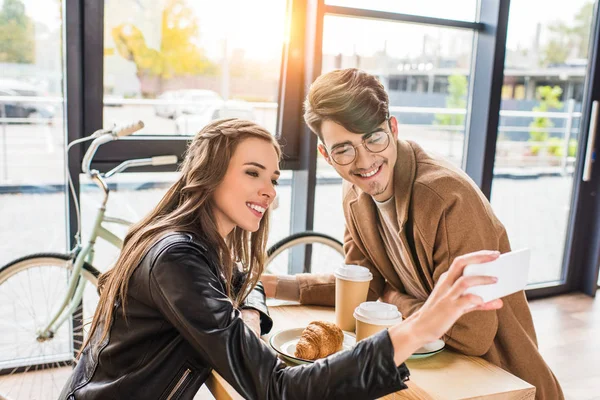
[463,249,530,303]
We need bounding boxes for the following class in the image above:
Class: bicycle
[265,231,344,275]
[0,119,345,399]
[0,121,178,399]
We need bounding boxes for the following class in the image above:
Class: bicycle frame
[37,175,133,340]
[35,122,176,341]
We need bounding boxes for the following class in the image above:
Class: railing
[0,96,583,183]
[388,101,581,174]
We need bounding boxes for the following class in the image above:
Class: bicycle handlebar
[104,155,178,178]
[81,120,145,174]
[152,155,178,166]
[112,120,144,137]
[81,134,113,174]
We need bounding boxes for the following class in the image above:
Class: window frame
[69,0,598,298]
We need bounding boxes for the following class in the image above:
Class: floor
[0,291,598,400]
[527,292,600,400]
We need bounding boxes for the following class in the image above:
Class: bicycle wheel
[0,253,100,400]
[266,232,345,275]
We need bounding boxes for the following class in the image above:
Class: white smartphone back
[463,249,531,303]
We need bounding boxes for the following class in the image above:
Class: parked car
[154,90,180,119]
[154,89,223,119]
[175,100,256,135]
[179,89,223,115]
[104,93,125,107]
[0,79,56,121]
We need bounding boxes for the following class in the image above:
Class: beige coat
[296,140,563,399]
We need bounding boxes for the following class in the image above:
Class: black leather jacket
[60,232,410,399]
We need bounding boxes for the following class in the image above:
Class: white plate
[269,327,356,365]
[409,339,445,359]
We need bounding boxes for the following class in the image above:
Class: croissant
[294,321,344,360]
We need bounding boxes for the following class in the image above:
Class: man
[263,68,562,399]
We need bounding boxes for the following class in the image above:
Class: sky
[11,0,597,60]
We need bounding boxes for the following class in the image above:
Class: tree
[573,2,594,58]
[541,1,593,66]
[0,0,35,63]
[435,74,467,127]
[434,74,468,159]
[529,85,563,155]
[111,0,217,94]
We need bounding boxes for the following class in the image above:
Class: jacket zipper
[166,368,192,400]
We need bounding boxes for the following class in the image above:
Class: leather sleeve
[148,243,410,400]
[240,281,273,335]
[232,267,274,335]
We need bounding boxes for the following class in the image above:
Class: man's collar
[352,139,416,230]
[392,139,417,229]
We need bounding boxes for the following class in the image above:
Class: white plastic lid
[353,301,403,326]
[333,264,373,282]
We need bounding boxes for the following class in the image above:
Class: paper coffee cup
[334,264,373,332]
[354,301,403,341]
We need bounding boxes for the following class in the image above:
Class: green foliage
[529,86,563,155]
[541,1,593,66]
[569,138,578,157]
[0,0,35,63]
[546,137,563,156]
[111,0,217,80]
[541,38,570,66]
[435,74,467,128]
[543,138,578,157]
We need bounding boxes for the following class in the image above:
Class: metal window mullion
[64,0,85,361]
[282,0,324,274]
[463,0,511,198]
[324,5,484,31]
[564,1,600,296]
[82,0,105,139]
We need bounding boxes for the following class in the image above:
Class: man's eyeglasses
[324,130,391,166]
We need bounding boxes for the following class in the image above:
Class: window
[321,15,474,168]
[491,0,595,285]
[103,0,287,136]
[0,0,66,264]
[315,12,477,250]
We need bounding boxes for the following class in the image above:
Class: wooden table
[206,305,536,400]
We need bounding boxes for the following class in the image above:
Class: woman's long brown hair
[81,118,281,354]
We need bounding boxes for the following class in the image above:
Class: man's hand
[261,274,277,298]
[241,309,261,337]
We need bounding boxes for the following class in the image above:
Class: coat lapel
[393,140,417,230]
[349,193,403,290]
[347,140,419,291]
[394,141,435,294]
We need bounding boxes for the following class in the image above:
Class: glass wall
[491,0,595,285]
[0,1,68,397]
[79,172,178,272]
[101,0,292,268]
[314,13,476,258]
[0,0,66,266]
[103,0,286,136]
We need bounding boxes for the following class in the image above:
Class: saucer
[409,339,445,359]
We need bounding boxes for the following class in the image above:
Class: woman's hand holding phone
[388,250,504,366]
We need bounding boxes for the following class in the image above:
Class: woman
[60,118,502,399]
